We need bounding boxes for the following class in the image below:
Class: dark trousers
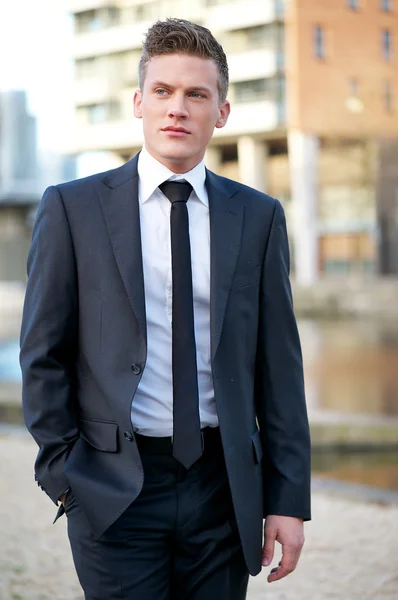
[65,431,249,599]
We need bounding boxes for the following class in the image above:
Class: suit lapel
[206,170,244,360]
[98,155,147,343]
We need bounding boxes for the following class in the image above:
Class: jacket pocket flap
[80,418,118,452]
[251,429,263,464]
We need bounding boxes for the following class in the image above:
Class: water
[1,320,398,491]
[312,449,398,493]
[3,319,398,415]
[299,319,398,416]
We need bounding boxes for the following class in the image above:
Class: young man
[20,18,311,600]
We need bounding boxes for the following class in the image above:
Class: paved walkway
[0,433,397,600]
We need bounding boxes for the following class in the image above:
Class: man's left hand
[262,515,305,583]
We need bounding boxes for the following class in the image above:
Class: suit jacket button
[131,363,142,375]
[124,431,134,442]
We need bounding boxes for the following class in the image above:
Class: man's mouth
[161,126,191,136]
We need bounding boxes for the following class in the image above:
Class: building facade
[0,90,40,281]
[0,90,77,281]
[64,0,398,281]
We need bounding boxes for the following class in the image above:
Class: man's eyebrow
[150,80,172,89]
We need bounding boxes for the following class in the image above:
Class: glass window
[382,29,392,60]
[383,80,392,112]
[347,0,359,9]
[246,25,268,48]
[276,74,286,123]
[314,25,325,59]
[235,79,268,103]
[75,11,97,33]
[234,75,285,105]
[348,77,359,96]
[224,24,280,53]
[88,101,121,124]
[104,7,120,26]
[381,0,392,11]
[275,0,286,16]
[74,7,120,33]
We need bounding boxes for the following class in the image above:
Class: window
[234,75,285,106]
[382,29,392,60]
[88,101,121,124]
[275,0,286,16]
[314,25,325,59]
[75,10,99,33]
[347,0,359,9]
[246,25,269,49]
[383,80,392,112]
[381,0,392,11]
[74,7,119,33]
[235,79,268,103]
[348,77,359,97]
[276,74,286,123]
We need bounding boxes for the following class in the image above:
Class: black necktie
[159,180,203,469]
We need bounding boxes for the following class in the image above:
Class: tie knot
[159,181,193,204]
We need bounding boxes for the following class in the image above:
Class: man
[20,18,311,600]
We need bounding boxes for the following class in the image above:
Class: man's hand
[262,515,305,583]
[60,492,68,506]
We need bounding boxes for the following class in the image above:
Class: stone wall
[292,277,398,320]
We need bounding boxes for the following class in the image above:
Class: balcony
[228,49,279,83]
[73,118,144,153]
[205,0,279,32]
[62,0,112,11]
[214,100,279,138]
[72,99,280,154]
[74,75,123,106]
[72,21,150,59]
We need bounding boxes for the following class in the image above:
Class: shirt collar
[138,146,208,207]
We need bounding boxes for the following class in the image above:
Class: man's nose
[167,95,189,119]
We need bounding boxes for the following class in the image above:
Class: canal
[1,318,398,492]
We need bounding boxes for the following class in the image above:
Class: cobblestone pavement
[1,434,397,600]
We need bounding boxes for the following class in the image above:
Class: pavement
[0,432,397,600]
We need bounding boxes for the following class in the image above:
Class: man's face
[134,53,230,173]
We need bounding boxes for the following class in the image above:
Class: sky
[0,0,74,152]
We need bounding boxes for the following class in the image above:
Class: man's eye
[155,89,168,95]
[190,93,205,98]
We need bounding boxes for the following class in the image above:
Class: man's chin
[158,146,197,164]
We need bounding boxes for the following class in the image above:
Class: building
[0,90,77,281]
[64,0,398,281]
[0,90,41,281]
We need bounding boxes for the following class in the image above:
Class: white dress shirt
[131,147,218,436]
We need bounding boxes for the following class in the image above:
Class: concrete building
[0,90,40,197]
[64,0,398,281]
[0,90,41,281]
[0,90,77,281]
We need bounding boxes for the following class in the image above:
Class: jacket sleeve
[20,185,79,504]
[255,199,311,521]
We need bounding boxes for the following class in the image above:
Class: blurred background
[0,1,398,598]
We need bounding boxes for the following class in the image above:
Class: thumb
[262,524,276,567]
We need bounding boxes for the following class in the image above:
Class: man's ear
[133,89,143,119]
[215,100,231,129]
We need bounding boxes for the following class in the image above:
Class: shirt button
[124,431,134,442]
[131,363,142,375]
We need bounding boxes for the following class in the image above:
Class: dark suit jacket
[20,153,311,576]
